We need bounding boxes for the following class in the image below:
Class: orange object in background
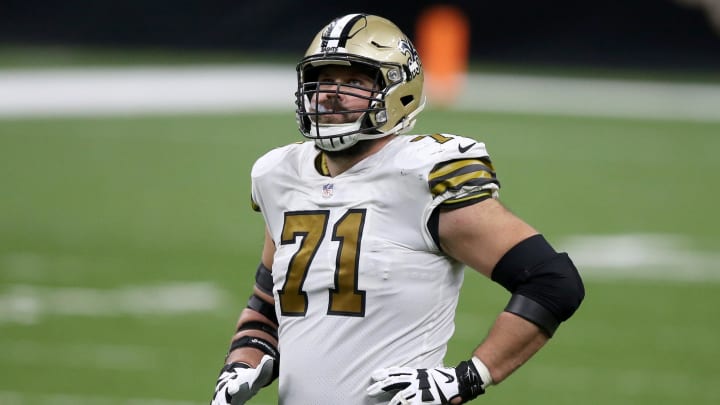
[415,5,470,107]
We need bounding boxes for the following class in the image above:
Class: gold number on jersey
[278,211,328,316]
[410,133,454,144]
[328,209,367,316]
[278,209,367,317]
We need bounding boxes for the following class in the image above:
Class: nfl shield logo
[322,183,334,198]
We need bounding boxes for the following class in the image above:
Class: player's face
[310,65,377,124]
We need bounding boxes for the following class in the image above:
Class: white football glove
[210,355,275,405]
[367,358,489,405]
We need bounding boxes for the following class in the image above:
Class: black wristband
[455,359,485,401]
[227,336,280,383]
[229,335,279,360]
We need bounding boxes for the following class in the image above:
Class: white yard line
[455,73,720,122]
[0,340,161,370]
[0,233,717,328]
[0,281,228,324]
[558,233,720,282]
[1,66,719,121]
[0,390,268,405]
[0,65,296,117]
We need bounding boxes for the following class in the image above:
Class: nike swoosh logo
[458,142,476,153]
[437,369,455,383]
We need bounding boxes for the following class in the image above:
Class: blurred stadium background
[1,1,719,404]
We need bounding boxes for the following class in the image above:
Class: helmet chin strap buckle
[375,110,387,124]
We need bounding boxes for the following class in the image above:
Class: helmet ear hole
[400,95,414,106]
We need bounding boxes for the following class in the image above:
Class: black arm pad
[504,294,559,336]
[247,294,279,325]
[237,320,278,340]
[492,234,585,336]
[255,262,274,296]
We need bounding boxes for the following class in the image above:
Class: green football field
[1,108,719,405]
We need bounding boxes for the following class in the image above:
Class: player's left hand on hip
[367,359,487,404]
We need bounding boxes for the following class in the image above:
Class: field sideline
[1,65,719,404]
[1,65,720,121]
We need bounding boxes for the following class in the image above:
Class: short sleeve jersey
[250,134,499,405]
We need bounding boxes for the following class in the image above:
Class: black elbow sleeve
[492,234,585,335]
[514,252,585,322]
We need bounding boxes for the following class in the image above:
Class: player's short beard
[312,102,362,125]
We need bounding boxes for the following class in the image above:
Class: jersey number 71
[278,209,367,317]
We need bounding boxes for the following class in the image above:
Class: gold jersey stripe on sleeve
[429,158,498,197]
[440,190,494,208]
[251,196,261,212]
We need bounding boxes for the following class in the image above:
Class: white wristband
[471,356,493,389]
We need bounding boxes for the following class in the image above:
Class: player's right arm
[226,228,277,364]
[210,228,279,405]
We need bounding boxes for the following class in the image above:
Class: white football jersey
[250,134,499,405]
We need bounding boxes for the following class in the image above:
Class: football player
[210,13,585,405]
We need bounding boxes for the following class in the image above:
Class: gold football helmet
[296,14,426,151]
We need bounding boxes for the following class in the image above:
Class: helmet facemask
[295,14,426,152]
[296,59,392,151]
